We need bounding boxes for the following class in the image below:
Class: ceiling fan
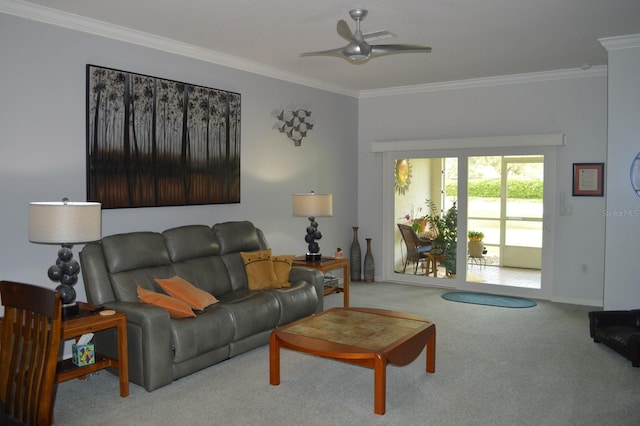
[300,9,432,63]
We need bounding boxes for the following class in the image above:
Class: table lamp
[292,191,333,262]
[29,198,102,318]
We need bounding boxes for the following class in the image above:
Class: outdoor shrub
[446,179,543,199]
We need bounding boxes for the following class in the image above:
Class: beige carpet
[52,282,640,425]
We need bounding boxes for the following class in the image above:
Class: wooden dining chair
[0,281,62,426]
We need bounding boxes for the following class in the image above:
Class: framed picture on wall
[572,163,604,196]
[86,64,241,209]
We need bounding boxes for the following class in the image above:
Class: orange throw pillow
[155,276,219,311]
[240,249,278,290]
[137,285,195,318]
[272,254,295,288]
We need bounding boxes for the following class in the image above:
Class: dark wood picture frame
[86,65,241,209]
[572,163,604,196]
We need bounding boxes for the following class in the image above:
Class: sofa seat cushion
[169,306,235,363]
[593,326,638,356]
[218,290,280,341]
[269,281,319,326]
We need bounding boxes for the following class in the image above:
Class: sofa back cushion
[101,232,175,302]
[213,221,265,254]
[213,221,270,291]
[102,232,171,273]
[171,257,232,297]
[110,265,177,302]
[163,224,232,296]
[162,225,219,262]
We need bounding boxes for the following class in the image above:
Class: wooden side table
[292,256,350,308]
[55,302,129,397]
[426,253,447,278]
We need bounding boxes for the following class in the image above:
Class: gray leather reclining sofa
[79,221,323,391]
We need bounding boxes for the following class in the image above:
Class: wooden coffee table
[269,307,436,415]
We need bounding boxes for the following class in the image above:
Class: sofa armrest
[98,301,174,391]
[588,310,640,337]
[289,266,325,312]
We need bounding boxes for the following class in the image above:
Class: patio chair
[397,224,432,274]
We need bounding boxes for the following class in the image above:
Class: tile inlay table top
[270,307,436,415]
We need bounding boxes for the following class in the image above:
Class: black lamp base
[62,303,80,319]
[305,253,322,262]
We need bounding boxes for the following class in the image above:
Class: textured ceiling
[12,0,640,93]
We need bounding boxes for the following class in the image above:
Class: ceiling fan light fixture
[300,9,431,64]
[343,41,371,61]
[347,53,369,62]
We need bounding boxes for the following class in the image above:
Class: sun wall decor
[272,105,314,146]
[395,159,412,195]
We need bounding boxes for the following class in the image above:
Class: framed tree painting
[86,65,241,208]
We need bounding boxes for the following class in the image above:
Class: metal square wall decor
[86,65,241,208]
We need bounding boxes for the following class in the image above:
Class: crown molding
[0,0,611,100]
[599,34,640,51]
[359,66,608,98]
[0,0,359,98]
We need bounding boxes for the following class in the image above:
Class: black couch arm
[588,309,640,367]
[588,310,640,338]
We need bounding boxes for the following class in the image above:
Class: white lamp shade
[29,201,102,244]
[292,193,333,217]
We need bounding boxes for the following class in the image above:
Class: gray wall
[0,13,358,305]
[603,37,640,310]
[358,73,609,306]
[3,10,638,310]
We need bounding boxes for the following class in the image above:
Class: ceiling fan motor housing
[300,8,431,63]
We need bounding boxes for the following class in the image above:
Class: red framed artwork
[572,163,604,196]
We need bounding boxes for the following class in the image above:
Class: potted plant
[440,202,458,276]
[424,199,458,275]
[468,231,484,242]
[411,217,428,233]
[468,231,484,258]
[334,247,344,258]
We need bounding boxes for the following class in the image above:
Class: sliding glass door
[466,156,542,289]
[387,146,555,300]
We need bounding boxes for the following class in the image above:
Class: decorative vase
[364,238,375,283]
[350,227,361,282]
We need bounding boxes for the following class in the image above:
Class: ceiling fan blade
[370,44,432,57]
[301,9,432,64]
[362,30,395,41]
[337,19,354,41]
[300,47,346,57]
